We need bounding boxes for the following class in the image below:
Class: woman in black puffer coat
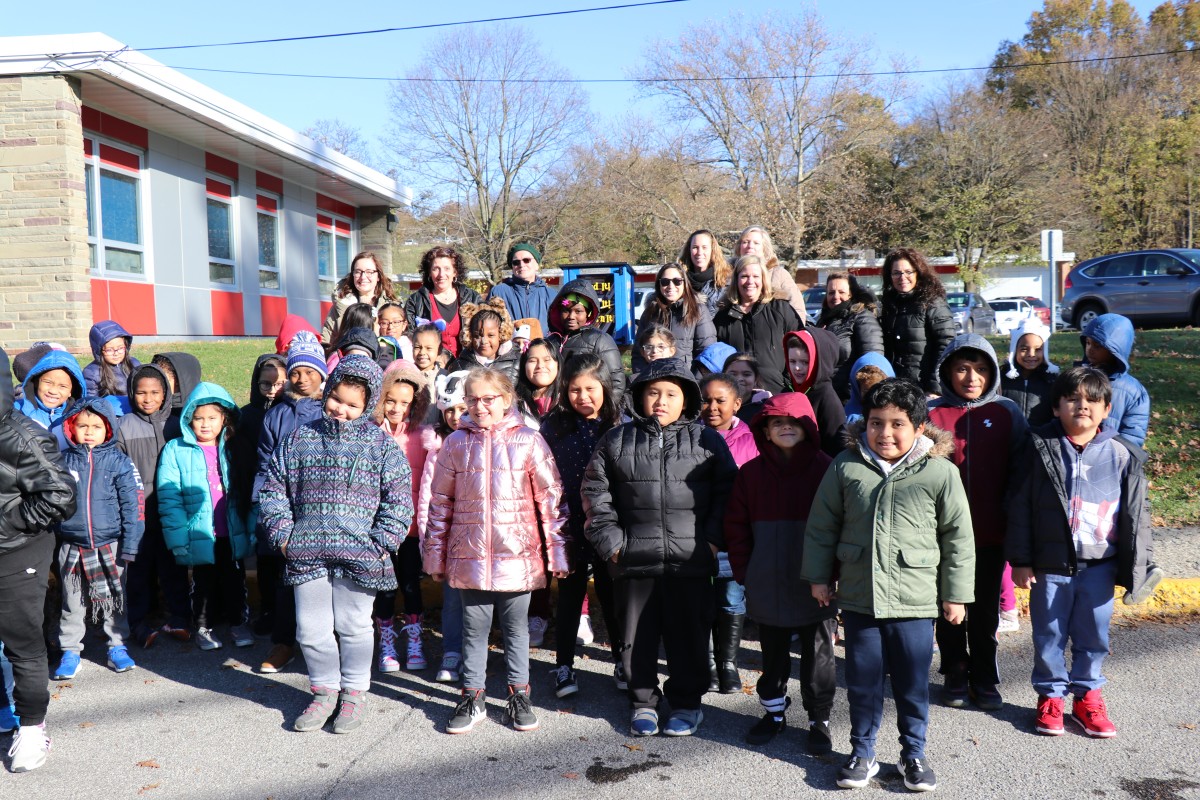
[815,272,884,401]
[879,248,955,395]
[713,255,803,395]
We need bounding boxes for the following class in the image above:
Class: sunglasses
[658,277,684,287]
[511,257,534,266]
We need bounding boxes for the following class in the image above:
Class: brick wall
[0,75,91,352]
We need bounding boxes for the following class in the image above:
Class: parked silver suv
[1061,249,1200,330]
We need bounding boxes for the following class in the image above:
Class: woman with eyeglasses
[879,248,955,396]
[404,247,484,359]
[713,255,803,395]
[632,264,717,376]
[321,251,399,347]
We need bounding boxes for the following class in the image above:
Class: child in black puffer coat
[999,318,1058,427]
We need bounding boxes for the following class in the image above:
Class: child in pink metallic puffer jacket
[423,367,569,736]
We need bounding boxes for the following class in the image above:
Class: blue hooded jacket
[82,320,140,414]
[156,382,251,565]
[694,341,737,376]
[17,350,87,449]
[1081,314,1150,446]
[488,276,556,333]
[843,351,895,422]
[57,397,145,556]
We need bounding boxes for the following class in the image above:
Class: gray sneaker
[294,686,339,732]
[195,627,222,651]
[230,624,255,648]
[331,689,366,734]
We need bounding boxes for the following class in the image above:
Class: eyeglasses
[891,270,916,279]
[642,344,672,354]
[465,394,503,408]
[379,319,405,329]
[658,278,684,287]
[258,381,285,393]
[352,269,378,278]
[101,346,127,356]
[510,257,535,266]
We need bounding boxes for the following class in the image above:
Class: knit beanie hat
[507,242,541,266]
[1005,318,1058,379]
[287,330,329,379]
[435,370,470,411]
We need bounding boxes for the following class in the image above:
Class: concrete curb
[1013,578,1200,621]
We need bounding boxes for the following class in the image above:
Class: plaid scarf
[60,542,124,623]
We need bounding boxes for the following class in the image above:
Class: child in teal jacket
[157,382,252,651]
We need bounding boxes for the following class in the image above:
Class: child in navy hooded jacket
[53,398,144,679]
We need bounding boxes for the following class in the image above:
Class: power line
[136,0,689,52]
[149,45,1199,84]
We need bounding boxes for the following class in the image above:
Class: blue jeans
[714,577,746,615]
[1028,559,1116,698]
[441,585,463,655]
[842,611,934,761]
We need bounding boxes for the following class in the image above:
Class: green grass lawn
[90,329,1200,526]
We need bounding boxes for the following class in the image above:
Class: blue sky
[7,0,1165,170]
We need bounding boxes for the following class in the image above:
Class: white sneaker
[196,627,223,651]
[436,653,461,683]
[528,617,548,648]
[576,616,595,646]
[8,723,51,773]
[997,609,1019,634]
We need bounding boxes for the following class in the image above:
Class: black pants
[615,574,713,711]
[0,540,53,726]
[256,552,283,620]
[126,524,191,634]
[372,536,424,619]
[757,618,837,722]
[191,538,248,629]
[556,544,620,667]
[936,544,1004,686]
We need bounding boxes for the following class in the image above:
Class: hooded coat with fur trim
[928,334,1028,547]
[784,327,847,458]
[422,405,569,592]
[581,359,738,579]
[58,397,145,556]
[1080,313,1150,446]
[725,392,835,627]
[816,282,884,401]
[800,420,975,618]
[548,278,627,405]
[259,357,413,591]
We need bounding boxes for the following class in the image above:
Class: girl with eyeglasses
[83,320,140,415]
[321,251,399,347]
[632,264,717,377]
[424,367,569,735]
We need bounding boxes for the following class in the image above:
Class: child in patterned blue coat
[259,356,413,734]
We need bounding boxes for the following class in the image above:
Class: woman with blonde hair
[735,226,807,322]
[713,255,802,394]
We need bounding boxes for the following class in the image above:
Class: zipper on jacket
[485,429,493,587]
[658,429,667,570]
[86,447,95,548]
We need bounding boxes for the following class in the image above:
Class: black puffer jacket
[581,359,737,579]
[999,361,1056,427]
[816,283,884,401]
[880,293,955,395]
[548,278,628,405]
[0,349,77,561]
[713,299,802,395]
[403,284,484,326]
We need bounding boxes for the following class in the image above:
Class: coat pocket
[898,546,939,606]
[836,542,863,563]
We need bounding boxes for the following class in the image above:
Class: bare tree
[386,27,590,279]
[302,118,375,166]
[636,10,906,259]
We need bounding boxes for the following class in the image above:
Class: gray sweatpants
[460,589,531,691]
[56,544,130,653]
[294,575,376,691]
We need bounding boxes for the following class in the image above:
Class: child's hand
[430,573,444,583]
[942,602,966,625]
[1011,567,1035,589]
[551,570,569,579]
[610,550,620,564]
[811,583,833,607]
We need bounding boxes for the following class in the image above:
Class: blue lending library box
[559,262,636,345]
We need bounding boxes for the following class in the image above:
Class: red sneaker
[1071,690,1117,738]
[1035,695,1065,736]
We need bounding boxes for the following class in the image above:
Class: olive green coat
[800,422,975,618]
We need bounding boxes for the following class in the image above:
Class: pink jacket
[423,408,570,591]
[416,426,445,540]
[718,416,760,468]
[379,419,429,534]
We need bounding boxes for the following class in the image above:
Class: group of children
[0,295,1163,790]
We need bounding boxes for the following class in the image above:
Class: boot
[715,611,745,694]
[707,631,719,693]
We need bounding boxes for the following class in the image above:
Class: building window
[317,213,352,297]
[84,137,146,277]
[206,177,236,285]
[257,193,281,291]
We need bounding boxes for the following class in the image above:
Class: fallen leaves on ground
[137,759,160,769]
[137,783,160,795]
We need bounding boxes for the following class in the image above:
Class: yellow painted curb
[1012,578,1200,621]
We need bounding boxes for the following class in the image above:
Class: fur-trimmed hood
[841,418,955,465]
[458,297,515,350]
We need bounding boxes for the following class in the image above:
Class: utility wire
[136,0,689,52]
[147,45,1199,84]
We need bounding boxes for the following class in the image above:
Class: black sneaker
[806,720,833,755]
[969,683,1003,711]
[613,662,628,691]
[744,697,789,745]
[506,686,539,731]
[902,757,937,792]
[446,690,486,734]
[552,665,579,699]
[837,756,879,789]
[942,673,968,708]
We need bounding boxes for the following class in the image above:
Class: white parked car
[989,297,1036,335]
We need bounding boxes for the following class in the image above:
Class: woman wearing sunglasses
[632,263,717,376]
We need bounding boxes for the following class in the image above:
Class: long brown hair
[678,229,732,289]
[643,263,702,327]
[335,251,396,304]
[881,247,946,304]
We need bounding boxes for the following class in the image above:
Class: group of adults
[321,232,955,400]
